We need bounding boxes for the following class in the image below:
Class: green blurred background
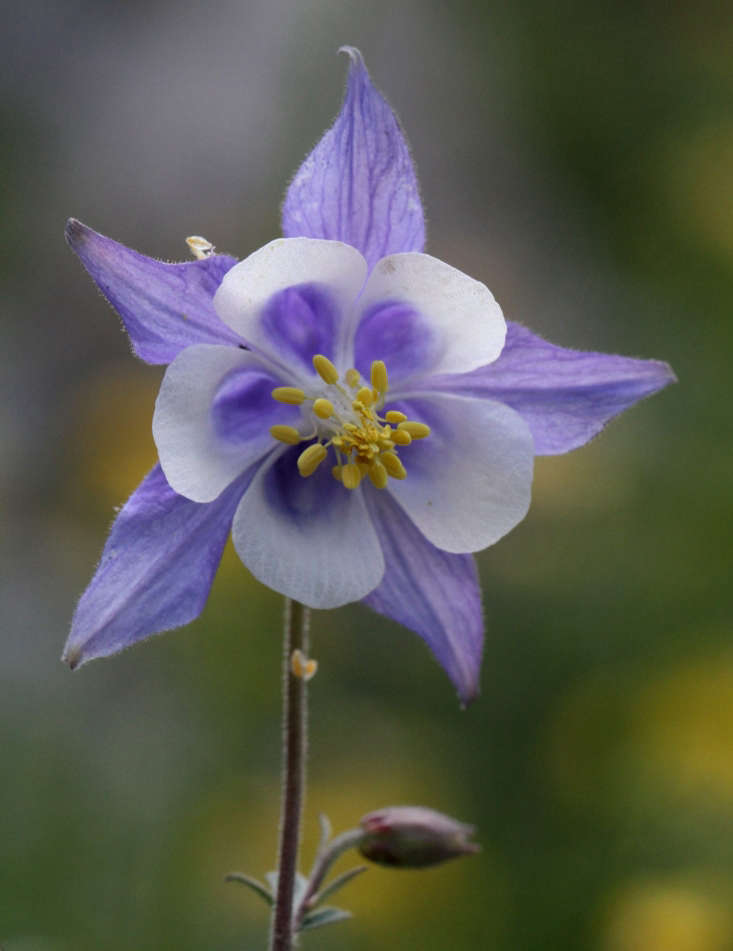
[2,1,731,948]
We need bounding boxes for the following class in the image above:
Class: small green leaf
[225,872,273,905]
[312,865,367,906]
[300,906,353,931]
[317,812,332,854]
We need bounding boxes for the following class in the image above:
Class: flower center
[268,354,430,490]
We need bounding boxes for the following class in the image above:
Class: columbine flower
[62,48,674,703]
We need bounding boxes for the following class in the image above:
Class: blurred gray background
[2,1,731,949]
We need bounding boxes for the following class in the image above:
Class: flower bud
[358,806,479,868]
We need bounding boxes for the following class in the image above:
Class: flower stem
[269,598,310,951]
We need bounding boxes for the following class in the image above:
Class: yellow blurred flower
[600,880,732,951]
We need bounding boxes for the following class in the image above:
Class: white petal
[356,253,506,379]
[153,345,291,502]
[213,237,367,371]
[387,394,534,552]
[232,449,384,608]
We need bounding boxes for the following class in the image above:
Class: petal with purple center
[353,253,505,384]
[363,489,483,705]
[281,47,425,272]
[65,219,241,364]
[63,464,251,669]
[428,322,677,455]
[213,238,366,376]
[385,393,534,553]
[232,446,384,609]
[153,345,296,503]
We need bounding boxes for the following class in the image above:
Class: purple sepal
[362,490,483,705]
[428,322,677,455]
[281,47,425,271]
[65,219,242,365]
[63,464,250,668]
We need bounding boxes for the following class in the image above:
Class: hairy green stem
[294,828,366,929]
[269,599,310,951]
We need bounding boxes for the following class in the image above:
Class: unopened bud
[358,806,479,868]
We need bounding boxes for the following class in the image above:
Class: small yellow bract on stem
[291,648,318,681]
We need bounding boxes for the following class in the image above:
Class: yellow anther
[398,421,431,439]
[297,443,327,477]
[186,235,215,259]
[370,360,388,394]
[271,386,306,405]
[291,648,318,681]
[345,368,360,388]
[356,386,374,406]
[341,462,362,490]
[382,452,407,479]
[313,398,334,419]
[270,425,302,445]
[313,354,339,384]
[391,428,412,446]
[331,465,343,482]
[368,460,389,489]
[378,437,395,450]
[385,410,407,424]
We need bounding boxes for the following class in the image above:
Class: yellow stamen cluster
[269,354,430,490]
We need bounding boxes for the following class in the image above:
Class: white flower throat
[269,354,430,490]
